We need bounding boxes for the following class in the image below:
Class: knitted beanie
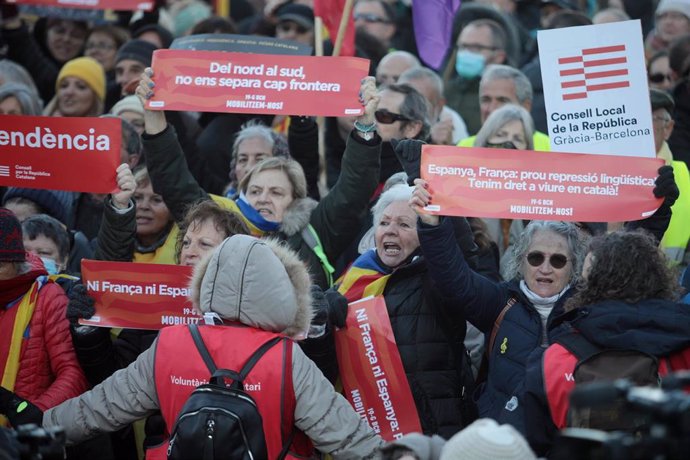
[656,0,690,20]
[110,94,144,117]
[116,39,158,68]
[56,57,106,102]
[439,419,537,460]
[0,208,25,262]
[2,188,73,225]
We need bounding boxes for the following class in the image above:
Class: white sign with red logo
[539,20,655,157]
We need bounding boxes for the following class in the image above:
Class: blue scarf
[235,193,281,233]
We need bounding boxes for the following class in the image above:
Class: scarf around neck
[236,192,281,233]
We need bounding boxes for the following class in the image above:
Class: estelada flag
[314,0,355,56]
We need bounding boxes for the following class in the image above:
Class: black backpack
[166,324,287,460]
[556,333,660,432]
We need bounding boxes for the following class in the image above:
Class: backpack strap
[301,224,335,286]
[555,332,601,361]
[238,336,284,381]
[189,323,218,374]
[278,339,296,460]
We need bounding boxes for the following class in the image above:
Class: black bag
[556,333,660,432]
[167,324,285,460]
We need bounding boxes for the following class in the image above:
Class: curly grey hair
[503,221,587,286]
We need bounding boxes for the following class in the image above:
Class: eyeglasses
[526,251,569,269]
[85,42,116,51]
[375,109,412,124]
[277,22,310,35]
[458,43,497,53]
[354,13,391,24]
[649,73,673,84]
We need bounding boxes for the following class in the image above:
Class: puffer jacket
[381,257,472,439]
[142,124,380,289]
[7,259,89,410]
[44,236,383,459]
[417,218,572,434]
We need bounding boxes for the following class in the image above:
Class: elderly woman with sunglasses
[411,181,585,434]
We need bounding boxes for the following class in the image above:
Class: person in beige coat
[41,234,383,459]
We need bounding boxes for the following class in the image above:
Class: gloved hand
[0,387,43,427]
[391,138,425,185]
[66,284,95,326]
[324,287,349,329]
[308,285,328,338]
[653,165,679,208]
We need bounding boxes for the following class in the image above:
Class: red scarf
[0,254,46,306]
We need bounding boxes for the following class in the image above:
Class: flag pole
[314,16,327,195]
[333,0,355,57]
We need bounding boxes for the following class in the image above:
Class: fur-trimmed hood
[279,197,318,237]
[190,235,313,337]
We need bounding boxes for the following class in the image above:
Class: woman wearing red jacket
[0,208,88,425]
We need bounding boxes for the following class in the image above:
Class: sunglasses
[277,22,310,34]
[375,109,412,124]
[354,13,391,24]
[526,251,569,269]
[649,72,672,84]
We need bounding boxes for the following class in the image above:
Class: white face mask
[40,257,60,275]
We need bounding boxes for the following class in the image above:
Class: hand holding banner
[0,115,119,193]
[148,50,369,116]
[421,145,663,222]
[80,260,201,330]
[334,296,422,441]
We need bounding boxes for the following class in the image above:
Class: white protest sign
[539,20,655,157]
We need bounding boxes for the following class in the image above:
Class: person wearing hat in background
[43,57,106,118]
[539,0,582,27]
[651,88,690,266]
[132,23,174,50]
[274,3,315,47]
[110,95,146,136]
[2,187,94,276]
[0,208,89,428]
[114,39,159,97]
[646,0,690,57]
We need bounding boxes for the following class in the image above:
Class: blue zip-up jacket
[417,218,572,433]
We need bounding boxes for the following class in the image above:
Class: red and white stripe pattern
[558,44,630,100]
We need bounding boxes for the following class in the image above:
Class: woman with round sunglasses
[410,181,585,434]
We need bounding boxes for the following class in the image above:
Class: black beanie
[2,188,72,224]
[116,39,158,67]
[132,24,174,49]
[0,208,25,262]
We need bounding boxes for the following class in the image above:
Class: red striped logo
[558,44,629,100]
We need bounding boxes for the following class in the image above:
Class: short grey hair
[503,221,587,287]
[228,120,290,188]
[474,104,535,150]
[371,183,413,226]
[0,60,40,97]
[480,64,533,105]
[0,83,43,116]
[398,67,445,117]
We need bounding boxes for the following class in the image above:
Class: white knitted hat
[656,0,690,20]
[439,419,537,460]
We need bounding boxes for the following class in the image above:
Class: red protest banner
[8,0,153,11]
[0,115,119,193]
[80,260,201,330]
[334,296,422,441]
[421,145,664,222]
[148,49,369,116]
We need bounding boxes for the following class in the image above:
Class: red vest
[543,343,690,429]
[151,324,310,459]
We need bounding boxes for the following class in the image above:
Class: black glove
[308,285,328,338]
[324,287,349,329]
[66,284,95,325]
[391,138,425,185]
[653,165,679,208]
[0,387,43,427]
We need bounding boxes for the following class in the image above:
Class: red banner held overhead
[8,0,153,11]
[148,49,369,116]
[420,145,664,222]
[80,260,201,330]
[334,296,422,441]
[0,115,119,193]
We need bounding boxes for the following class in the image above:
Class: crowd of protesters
[1,0,690,459]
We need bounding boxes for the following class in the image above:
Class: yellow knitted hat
[56,57,106,102]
